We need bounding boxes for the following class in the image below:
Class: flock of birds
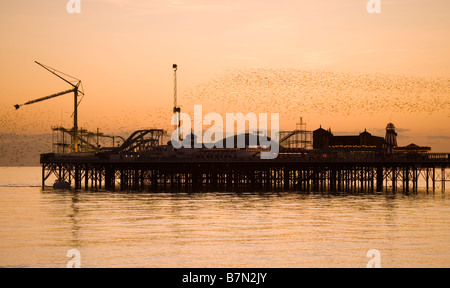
[0,133,51,166]
[1,68,449,165]
[182,68,450,121]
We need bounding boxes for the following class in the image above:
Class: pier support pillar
[85,167,89,191]
[377,167,384,192]
[42,165,46,188]
[392,167,397,193]
[433,167,436,193]
[75,165,80,190]
[284,168,290,192]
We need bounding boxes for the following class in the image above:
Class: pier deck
[41,150,450,193]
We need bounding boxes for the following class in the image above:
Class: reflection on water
[0,167,449,268]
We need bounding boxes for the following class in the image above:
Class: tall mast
[173,64,181,140]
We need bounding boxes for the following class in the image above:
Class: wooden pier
[41,150,450,193]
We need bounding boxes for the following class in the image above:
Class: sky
[0,0,449,151]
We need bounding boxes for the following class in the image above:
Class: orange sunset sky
[0,0,449,152]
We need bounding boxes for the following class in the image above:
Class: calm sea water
[0,167,449,268]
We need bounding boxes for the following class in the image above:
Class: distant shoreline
[0,165,41,168]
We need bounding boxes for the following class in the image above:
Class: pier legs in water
[41,163,447,193]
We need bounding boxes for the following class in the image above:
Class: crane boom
[14,88,74,110]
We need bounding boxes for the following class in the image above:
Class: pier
[41,149,450,193]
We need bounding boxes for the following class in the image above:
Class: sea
[0,167,449,268]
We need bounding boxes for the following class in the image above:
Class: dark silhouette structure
[40,126,449,194]
[313,123,431,154]
[383,122,398,154]
[313,127,384,151]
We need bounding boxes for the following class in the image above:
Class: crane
[14,61,84,152]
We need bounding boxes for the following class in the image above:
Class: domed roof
[386,123,395,130]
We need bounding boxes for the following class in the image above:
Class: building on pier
[313,127,385,151]
[313,122,431,154]
[383,122,398,154]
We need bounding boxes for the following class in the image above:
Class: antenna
[173,64,181,140]
[173,64,178,109]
